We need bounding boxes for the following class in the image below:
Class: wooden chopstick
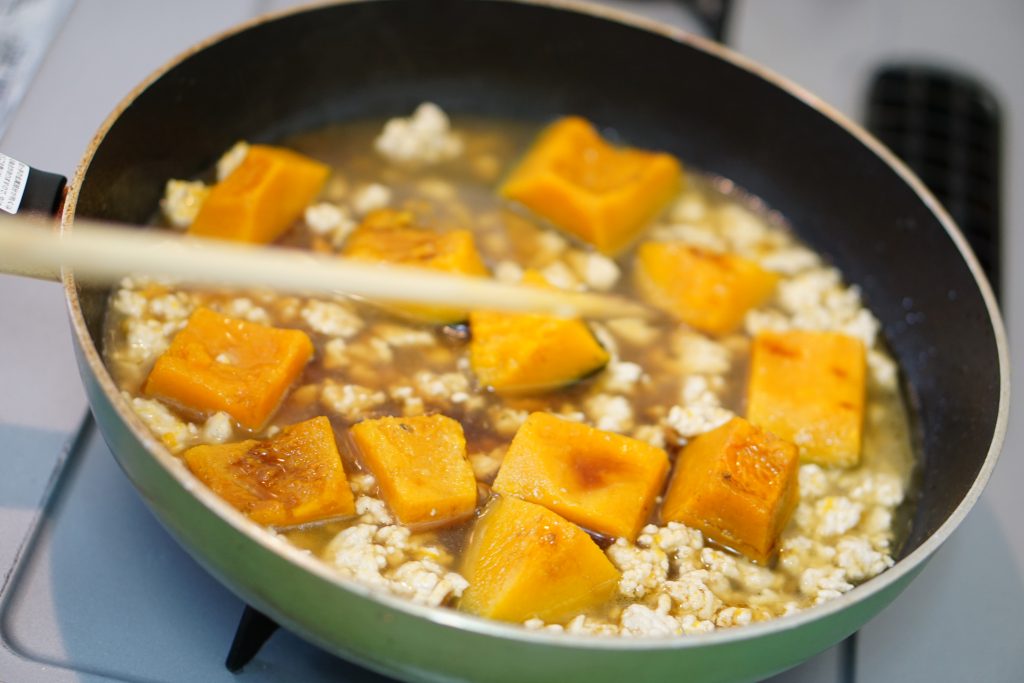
[0,215,654,320]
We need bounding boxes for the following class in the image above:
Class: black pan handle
[0,153,67,217]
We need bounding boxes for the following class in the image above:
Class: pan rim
[59,0,1010,652]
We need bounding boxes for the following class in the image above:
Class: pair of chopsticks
[0,214,652,320]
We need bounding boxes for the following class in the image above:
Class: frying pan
[14,1,1006,681]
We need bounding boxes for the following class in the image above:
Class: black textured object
[225,606,280,673]
[866,66,1002,300]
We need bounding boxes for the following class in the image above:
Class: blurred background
[0,1,1020,681]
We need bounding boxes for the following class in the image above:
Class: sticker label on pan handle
[0,153,28,214]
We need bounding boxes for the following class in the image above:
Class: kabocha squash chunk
[183,416,355,526]
[635,242,778,336]
[500,116,682,255]
[349,414,476,527]
[492,412,669,540]
[342,209,489,323]
[189,144,329,243]
[144,307,313,430]
[469,272,610,394]
[661,417,799,564]
[747,330,866,467]
[460,495,620,622]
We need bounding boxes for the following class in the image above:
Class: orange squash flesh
[144,307,313,430]
[635,241,778,336]
[189,144,329,243]
[492,412,669,540]
[183,416,356,526]
[459,495,620,622]
[500,116,682,255]
[469,271,610,394]
[746,330,867,467]
[661,417,799,563]
[342,209,489,323]
[349,414,477,528]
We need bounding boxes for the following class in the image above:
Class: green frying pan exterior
[61,2,1008,681]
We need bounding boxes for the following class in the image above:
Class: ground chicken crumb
[744,308,791,336]
[349,472,377,496]
[201,411,233,444]
[799,567,853,603]
[669,190,709,223]
[799,464,829,498]
[665,570,720,620]
[160,179,209,229]
[620,603,681,637]
[128,396,197,453]
[847,472,905,508]
[390,560,469,606]
[216,141,250,181]
[351,183,393,216]
[325,520,465,608]
[673,332,730,376]
[632,424,667,449]
[701,547,740,582]
[374,323,436,348]
[221,297,270,324]
[535,230,568,259]
[867,348,899,389]
[653,222,727,253]
[567,250,621,291]
[112,288,148,318]
[607,539,668,598]
[639,523,703,562]
[679,614,716,634]
[714,606,753,628]
[599,361,644,394]
[300,300,364,338]
[664,404,734,441]
[374,102,463,165]
[356,496,394,525]
[305,201,355,241]
[566,615,619,636]
[123,318,173,366]
[715,204,771,254]
[758,245,820,275]
[774,267,881,348]
[469,447,505,481]
[148,292,192,322]
[490,406,529,437]
[679,374,725,407]
[414,370,471,404]
[585,394,634,433]
[814,496,863,537]
[835,536,894,581]
[321,382,387,420]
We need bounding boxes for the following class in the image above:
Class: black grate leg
[225,605,281,673]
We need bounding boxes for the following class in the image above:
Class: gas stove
[1,1,1021,681]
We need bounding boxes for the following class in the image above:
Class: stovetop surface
[1,1,1022,682]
